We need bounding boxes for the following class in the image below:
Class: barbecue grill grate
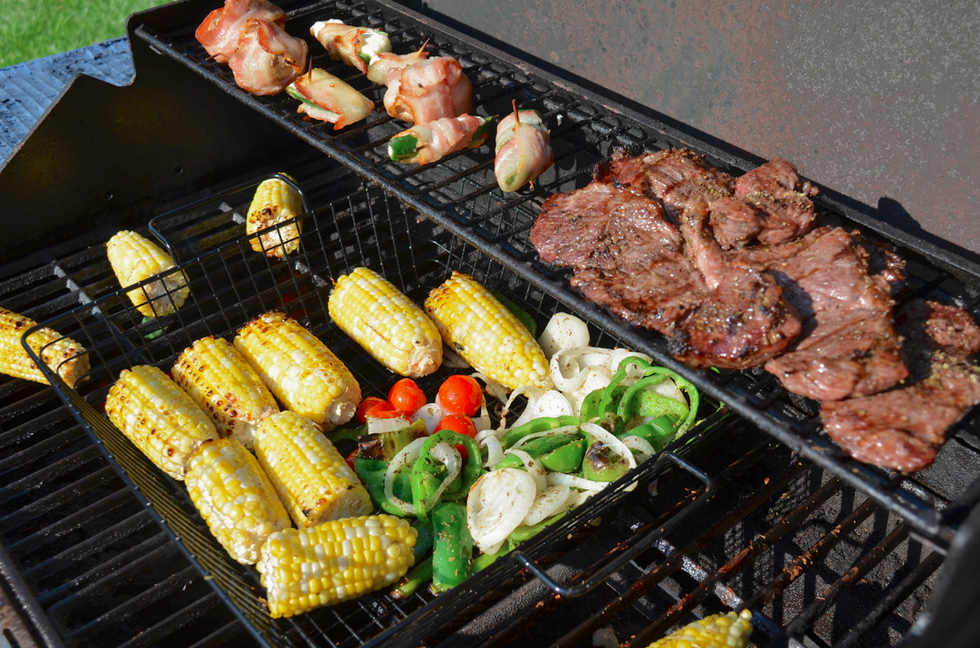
[127,0,980,551]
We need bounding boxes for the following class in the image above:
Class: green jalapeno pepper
[430,502,473,593]
[391,556,433,600]
[500,415,581,449]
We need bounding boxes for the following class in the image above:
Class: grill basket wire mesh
[131,0,980,550]
[23,167,725,648]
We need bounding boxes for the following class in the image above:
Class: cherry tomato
[388,378,427,414]
[345,448,359,470]
[433,413,478,438]
[355,396,395,423]
[437,375,483,416]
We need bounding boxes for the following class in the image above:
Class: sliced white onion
[538,312,591,359]
[467,468,537,552]
[621,435,656,457]
[420,442,462,512]
[566,366,614,416]
[481,538,506,556]
[580,422,637,472]
[506,448,548,492]
[565,487,597,508]
[647,378,686,405]
[499,384,546,429]
[529,390,574,418]
[473,398,492,433]
[607,350,654,386]
[411,402,445,434]
[524,484,572,526]
[471,372,510,403]
[476,428,504,468]
[367,414,412,435]
[547,471,608,491]
[383,437,427,514]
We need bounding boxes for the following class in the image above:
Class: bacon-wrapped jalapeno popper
[310,19,391,74]
[494,105,554,192]
[388,114,493,165]
[286,68,375,130]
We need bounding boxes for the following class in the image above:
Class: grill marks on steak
[735,227,908,401]
[821,300,980,471]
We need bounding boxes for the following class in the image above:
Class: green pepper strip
[494,433,580,470]
[499,415,581,449]
[430,502,473,594]
[389,134,420,161]
[411,518,434,561]
[354,457,413,516]
[411,430,482,526]
[616,366,700,434]
[581,440,631,482]
[624,414,678,453]
[391,556,433,600]
[578,388,606,422]
[539,438,587,473]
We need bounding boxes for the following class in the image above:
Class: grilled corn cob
[328,267,442,378]
[185,437,292,565]
[424,271,552,390]
[105,365,218,480]
[0,307,89,387]
[257,514,417,617]
[234,311,361,429]
[172,336,279,450]
[644,610,753,648]
[106,230,189,317]
[247,176,304,259]
[254,410,371,527]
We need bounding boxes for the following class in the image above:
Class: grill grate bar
[0,443,102,509]
[114,593,240,648]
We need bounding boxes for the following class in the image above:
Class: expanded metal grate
[128,0,980,551]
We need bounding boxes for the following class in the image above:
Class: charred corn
[234,311,361,429]
[105,365,218,480]
[0,307,89,387]
[257,514,416,617]
[247,176,304,259]
[644,610,753,648]
[328,267,442,378]
[254,410,371,527]
[185,438,291,565]
[424,271,551,390]
[172,336,279,450]
[106,230,189,317]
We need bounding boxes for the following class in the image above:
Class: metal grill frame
[126,0,980,551]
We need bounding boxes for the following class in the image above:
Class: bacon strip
[195,0,285,63]
[383,57,473,125]
[227,17,307,96]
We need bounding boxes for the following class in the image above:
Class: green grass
[0,0,173,67]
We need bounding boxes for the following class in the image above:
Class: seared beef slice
[821,300,980,472]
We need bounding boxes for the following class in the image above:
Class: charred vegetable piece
[254,410,372,528]
[425,271,552,391]
[288,67,375,130]
[430,502,473,593]
[184,437,290,564]
[234,311,361,429]
[310,20,391,74]
[257,514,417,617]
[328,267,442,378]
[494,102,554,192]
[388,114,492,165]
[107,230,189,318]
[246,175,304,258]
[643,610,753,648]
[0,306,89,387]
[582,439,631,483]
[105,365,218,480]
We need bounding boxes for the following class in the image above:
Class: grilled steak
[735,226,908,401]
[821,300,980,472]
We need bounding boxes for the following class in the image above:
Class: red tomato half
[437,375,483,416]
[355,396,395,424]
[389,378,427,414]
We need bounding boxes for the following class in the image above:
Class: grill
[2,1,980,647]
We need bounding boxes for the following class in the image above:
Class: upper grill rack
[130,0,980,551]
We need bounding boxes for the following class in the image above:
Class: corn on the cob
[257,514,417,617]
[424,271,552,391]
[234,311,361,429]
[254,410,372,527]
[172,336,279,450]
[185,437,292,565]
[644,610,753,648]
[247,176,304,259]
[0,307,89,387]
[105,365,218,480]
[328,267,442,378]
[106,230,190,318]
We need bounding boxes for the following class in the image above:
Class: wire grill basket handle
[509,451,716,598]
